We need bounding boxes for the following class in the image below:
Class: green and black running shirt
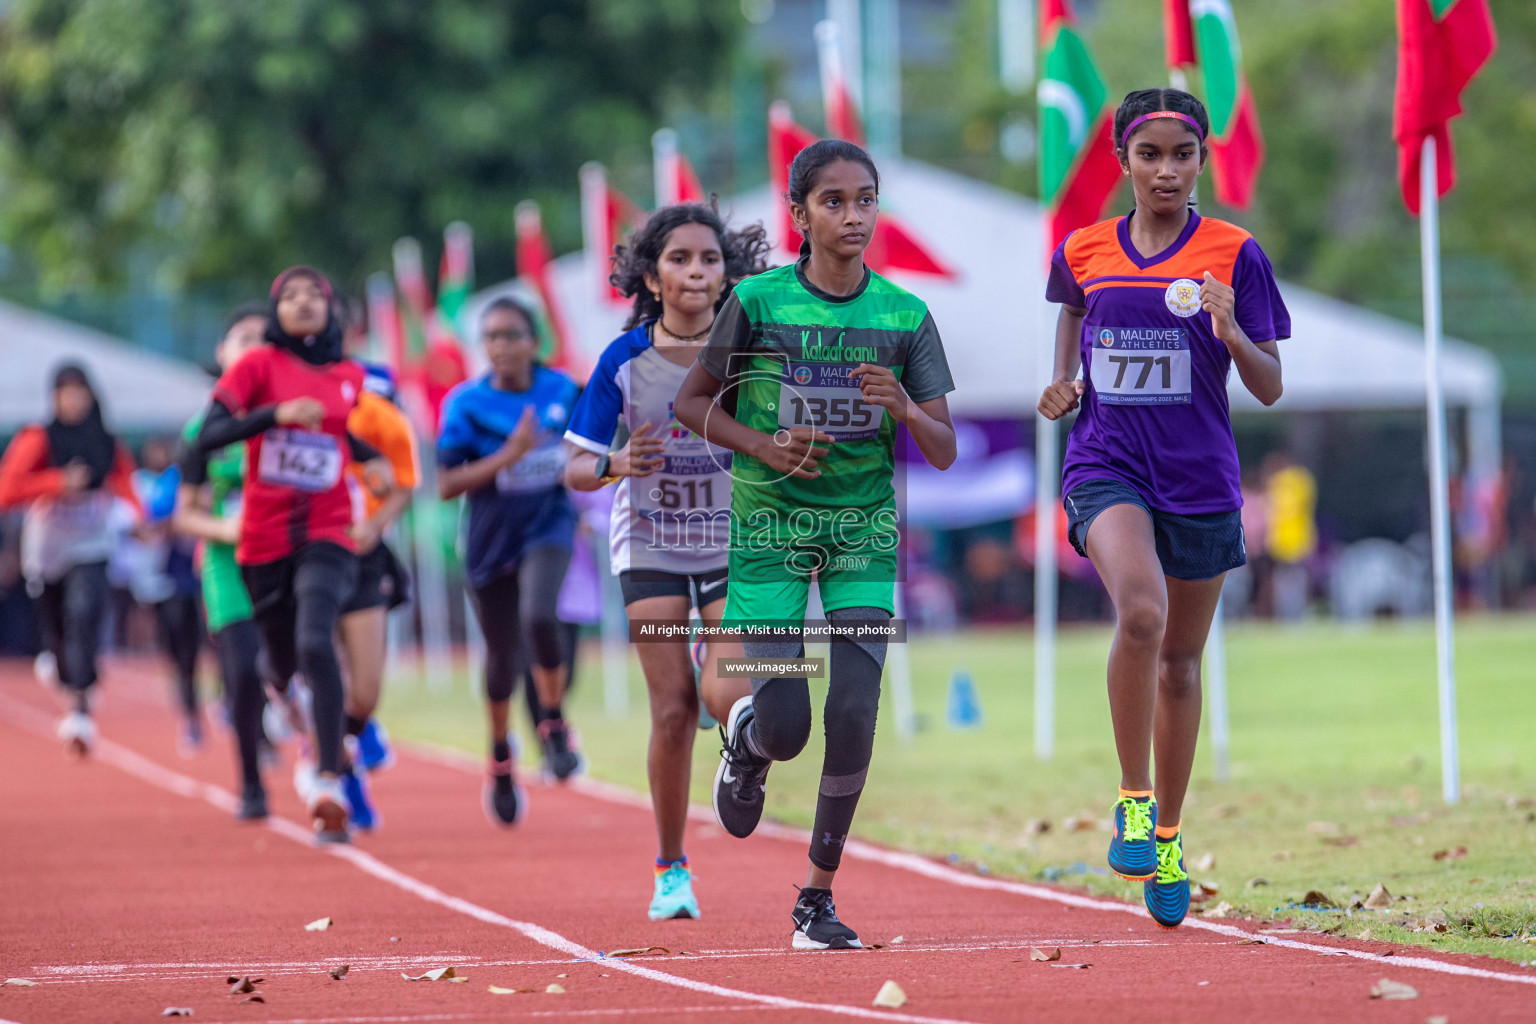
[697,258,954,544]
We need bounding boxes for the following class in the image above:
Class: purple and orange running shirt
[1047,211,1290,515]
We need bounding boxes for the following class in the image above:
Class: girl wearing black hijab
[186,266,393,843]
[0,364,140,756]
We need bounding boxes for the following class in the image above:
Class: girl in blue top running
[438,298,582,826]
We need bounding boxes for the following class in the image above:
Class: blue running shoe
[354,718,395,773]
[1107,794,1158,880]
[648,862,701,921]
[340,768,379,832]
[1144,831,1190,928]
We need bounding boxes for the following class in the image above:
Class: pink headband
[1119,111,1204,150]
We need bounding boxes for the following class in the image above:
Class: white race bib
[777,362,884,440]
[495,442,566,493]
[1091,327,1191,405]
[257,428,343,492]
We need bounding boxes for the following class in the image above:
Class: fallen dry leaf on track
[328,965,349,981]
[606,947,671,958]
[1201,901,1237,919]
[228,977,262,995]
[890,935,904,945]
[488,985,535,995]
[1432,846,1468,861]
[1356,929,1377,942]
[1237,938,1266,945]
[239,996,264,1004]
[556,973,568,978]
[304,917,333,932]
[402,967,461,982]
[1193,853,1216,871]
[2,979,38,987]
[1030,947,1062,962]
[1050,962,1092,969]
[1368,978,1418,1000]
[1189,882,1221,905]
[1364,883,1393,910]
[161,1010,193,1018]
[545,983,565,994]
[1301,890,1338,909]
[872,980,907,1008]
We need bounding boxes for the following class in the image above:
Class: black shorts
[619,567,729,609]
[342,542,411,615]
[1064,478,1245,582]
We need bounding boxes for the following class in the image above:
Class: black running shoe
[235,783,268,822]
[790,887,862,950]
[483,737,525,827]
[538,719,583,781]
[712,696,771,839]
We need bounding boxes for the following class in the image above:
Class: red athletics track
[2,658,1533,1024]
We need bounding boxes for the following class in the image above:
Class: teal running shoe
[648,863,701,921]
[1107,794,1158,880]
[1144,831,1191,928]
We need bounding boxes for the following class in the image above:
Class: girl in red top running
[190,266,392,842]
[0,364,140,757]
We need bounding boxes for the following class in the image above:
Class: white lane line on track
[403,739,1536,990]
[0,695,985,1024]
[193,1008,797,1024]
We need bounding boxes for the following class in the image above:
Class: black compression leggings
[156,594,203,717]
[470,545,571,706]
[242,543,358,776]
[214,618,265,790]
[521,620,580,726]
[742,606,890,872]
[36,560,109,711]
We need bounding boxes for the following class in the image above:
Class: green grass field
[379,616,1536,964]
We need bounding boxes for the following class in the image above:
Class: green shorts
[723,542,897,625]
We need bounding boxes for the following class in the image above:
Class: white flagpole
[1034,219,1057,761]
[652,129,679,209]
[1420,135,1460,805]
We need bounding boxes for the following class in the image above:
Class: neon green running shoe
[1143,832,1190,928]
[648,862,701,921]
[1107,795,1158,880]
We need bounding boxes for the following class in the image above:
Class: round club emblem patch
[1165,278,1201,318]
[1098,328,1115,347]
[793,366,813,385]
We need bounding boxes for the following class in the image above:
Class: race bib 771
[1091,327,1191,405]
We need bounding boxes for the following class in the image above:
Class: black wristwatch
[593,452,619,485]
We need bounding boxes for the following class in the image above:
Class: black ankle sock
[345,714,368,737]
[492,739,511,762]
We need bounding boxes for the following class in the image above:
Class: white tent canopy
[469,156,1503,470]
[0,299,213,433]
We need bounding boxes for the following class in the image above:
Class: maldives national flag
[516,200,588,382]
[768,103,953,278]
[580,162,647,305]
[366,272,405,372]
[652,129,706,207]
[815,19,865,145]
[1163,0,1197,69]
[1189,0,1265,209]
[1037,0,1121,252]
[434,222,473,343]
[1394,0,1496,215]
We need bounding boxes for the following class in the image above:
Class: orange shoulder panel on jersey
[348,391,419,492]
[1062,218,1131,294]
[1160,217,1252,287]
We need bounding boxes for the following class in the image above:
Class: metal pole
[1420,135,1460,805]
[1205,593,1230,781]
[888,583,916,743]
[412,454,454,693]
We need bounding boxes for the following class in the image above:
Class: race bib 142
[257,429,343,493]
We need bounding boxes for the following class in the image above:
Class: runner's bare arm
[1037,305,1087,420]
[850,364,957,470]
[674,362,832,480]
[172,482,240,547]
[1201,272,1282,406]
[564,424,665,491]
[437,405,543,500]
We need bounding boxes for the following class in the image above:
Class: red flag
[815,20,866,145]
[652,129,706,207]
[769,102,953,279]
[1394,0,1496,215]
[1038,0,1122,251]
[1163,0,1196,69]
[1188,0,1266,210]
[580,162,646,305]
[515,200,588,383]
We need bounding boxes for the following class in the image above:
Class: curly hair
[609,201,773,330]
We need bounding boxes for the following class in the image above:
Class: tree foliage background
[0,0,739,292]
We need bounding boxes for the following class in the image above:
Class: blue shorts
[1064,479,1246,582]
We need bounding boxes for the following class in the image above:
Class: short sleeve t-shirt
[436,368,579,589]
[698,258,954,548]
[1048,212,1289,514]
[565,322,734,576]
[180,407,251,631]
[210,346,367,565]
[346,390,419,523]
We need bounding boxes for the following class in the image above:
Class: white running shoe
[34,650,57,687]
[293,757,318,804]
[307,774,350,843]
[57,711,96,759]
